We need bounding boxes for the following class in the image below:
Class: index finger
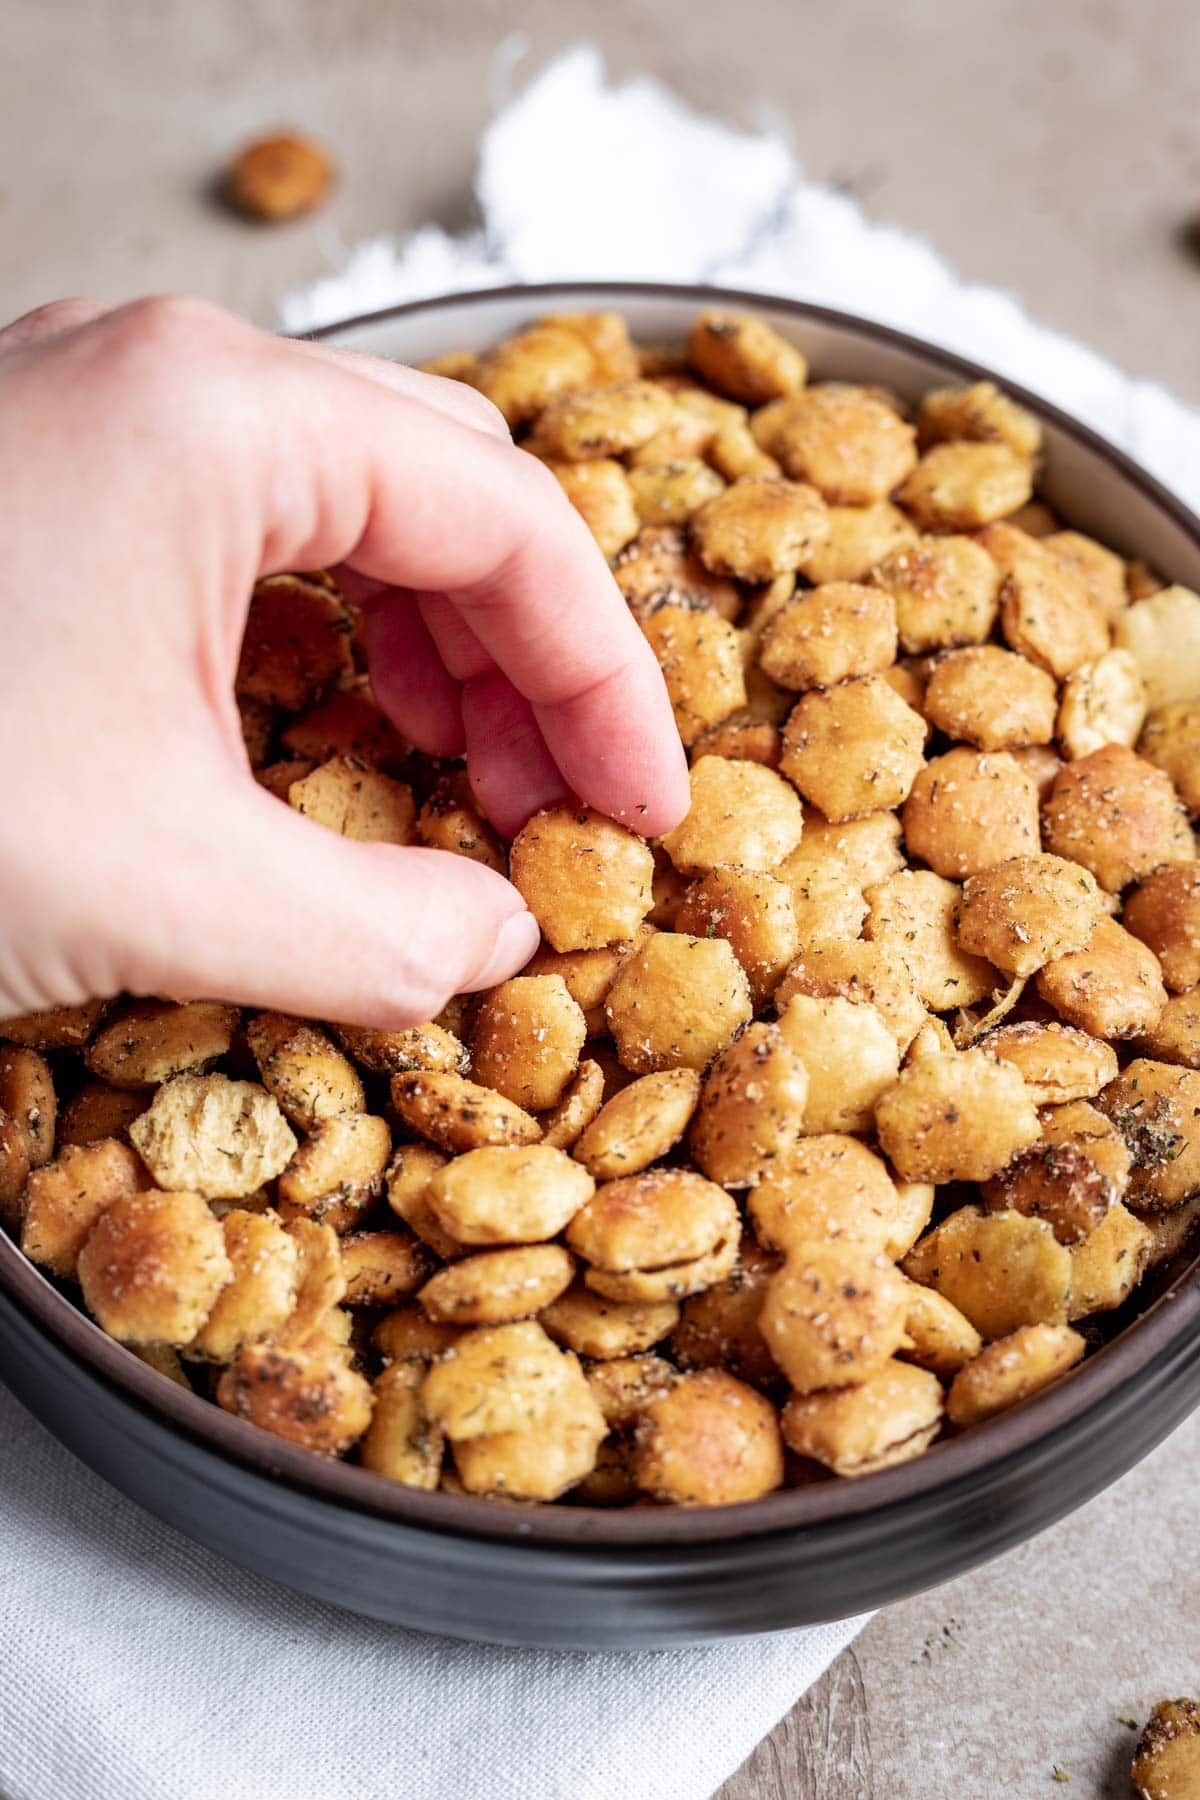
[254,338,690,835]
[286,335,513,442]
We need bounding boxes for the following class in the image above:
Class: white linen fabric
[0,1386,868,1800]
[4,40,1199,1800]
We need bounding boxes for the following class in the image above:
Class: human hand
[0,297,688,1028]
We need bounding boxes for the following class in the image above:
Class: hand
[0,297,688,1029]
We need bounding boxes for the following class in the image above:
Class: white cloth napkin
[5,42,1200,1800]
[0,1388,868,1800]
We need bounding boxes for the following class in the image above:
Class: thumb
[126,786,539,1028]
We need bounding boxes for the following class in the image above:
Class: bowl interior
[3,280,1200,1548]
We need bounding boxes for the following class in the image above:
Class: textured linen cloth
[4,41,1200,1800]
[0,1388,868,1800]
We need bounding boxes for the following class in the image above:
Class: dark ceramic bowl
[3,283,1200,1650]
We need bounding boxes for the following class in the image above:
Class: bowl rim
[304,278,1200,552]
[4,278,1200,1550]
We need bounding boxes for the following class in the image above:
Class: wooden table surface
[6,2,1198,1793]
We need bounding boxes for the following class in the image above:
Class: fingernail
[467,910,541,991]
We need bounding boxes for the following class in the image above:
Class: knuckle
[20,298,103,335]
[0,298,107,355]
[105,294,247,365]
[90,298,260,432]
